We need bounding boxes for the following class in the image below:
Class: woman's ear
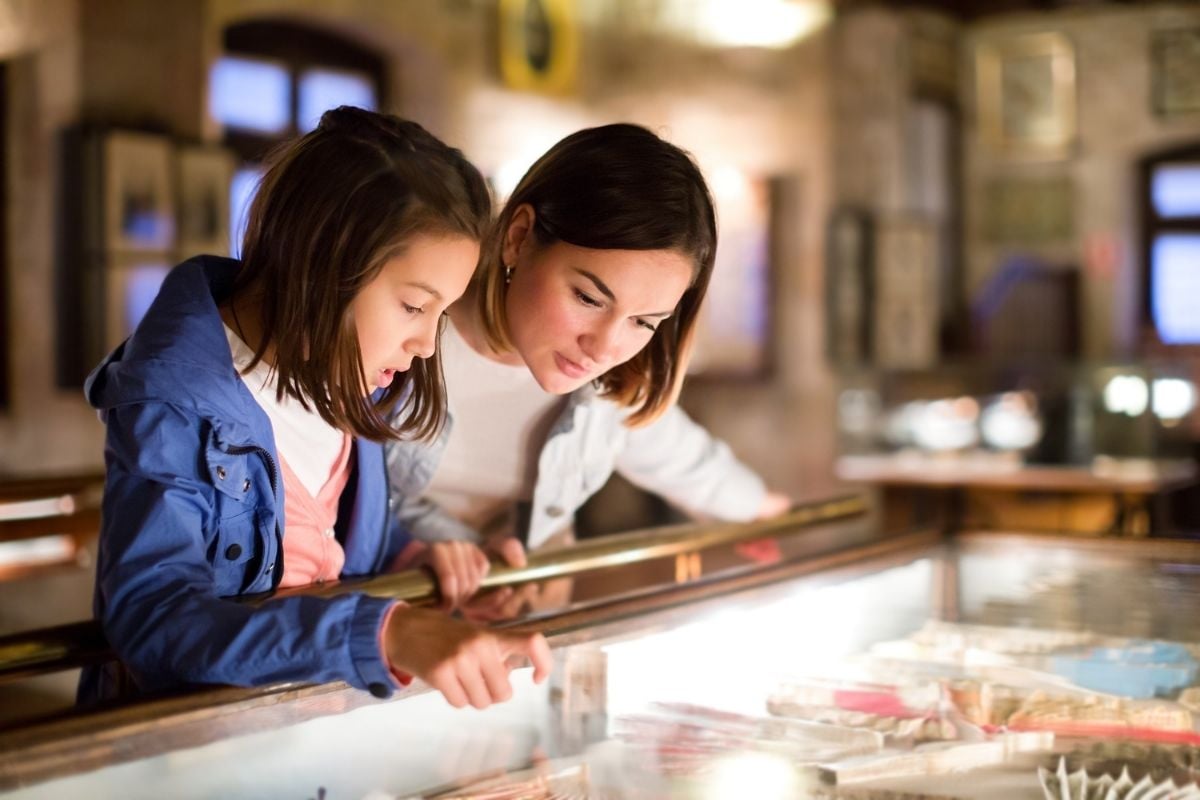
[502,204,536,268]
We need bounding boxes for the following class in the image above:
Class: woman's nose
[581,320,623,366]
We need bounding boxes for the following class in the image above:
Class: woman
[386,123,789,578]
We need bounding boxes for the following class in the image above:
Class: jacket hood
[84,256,261,444]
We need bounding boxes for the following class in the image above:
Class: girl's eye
[574,289,602,308]
[636,319,658,333]
[402,303,424,315]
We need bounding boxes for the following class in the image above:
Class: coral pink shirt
[277,434,352,588]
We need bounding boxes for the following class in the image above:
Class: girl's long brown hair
[475,124,716,426]
[235,107,490,441]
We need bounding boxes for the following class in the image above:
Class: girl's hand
[413,541,490,609]
[383,606,552,709]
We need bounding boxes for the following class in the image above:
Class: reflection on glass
[208,57,291,134]
[121,263,170,335]
[1151,163,1200,218]
[297,68,377,133]
[1151,234,1200,345]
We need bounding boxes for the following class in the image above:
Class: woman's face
[502,207,694,395]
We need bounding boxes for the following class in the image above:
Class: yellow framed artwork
[976,32,1076,159]
[498,0,579,95]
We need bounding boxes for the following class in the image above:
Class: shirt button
[368,682,389,699]
[215,466,227,481]
[324,527,335,539]
[546,505,564,518]
[225,543,242,560]
[242,478,251,492]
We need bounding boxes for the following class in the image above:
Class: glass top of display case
[6,528,1200,799]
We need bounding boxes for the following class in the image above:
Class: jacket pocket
[212,510,260,597]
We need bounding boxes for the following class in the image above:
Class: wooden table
[837,453,1198,537]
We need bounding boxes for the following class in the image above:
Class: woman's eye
[574,289,602,308]
[636,319,658,333]
[402,303,423,315]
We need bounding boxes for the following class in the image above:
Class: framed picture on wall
[101,131,176,252]
[498,0,579,95]
[825,207,873,366]
[687,170,774,380]
[176,145,235,257]
[103,256,172,351]
[976,32,1076,159]
[1152,28,1200,118]
[872,216,940,370]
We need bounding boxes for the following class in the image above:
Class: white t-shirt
[224,325,345,497]
[424,320,565,535]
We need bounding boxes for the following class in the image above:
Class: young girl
[386,123,791,584]
[80,107,550,710]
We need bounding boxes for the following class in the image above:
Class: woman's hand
[485,534,528,568]
[736,490,791,565]
[411,541,491,609]
[383,606,552,709]
[755,489,792,520]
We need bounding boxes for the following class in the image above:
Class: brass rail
[0,494,867,683]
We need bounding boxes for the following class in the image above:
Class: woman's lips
[553,352,588,380]
[376,368,396,389]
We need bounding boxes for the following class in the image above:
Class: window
[1142,144,1200,346]
[211,21,386,256]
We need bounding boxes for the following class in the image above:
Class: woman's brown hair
[235,106,490,441]
[475,123,716,426]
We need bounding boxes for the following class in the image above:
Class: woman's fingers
[499,631,552,684]
[489,535,527,568]
[428,542,493,608]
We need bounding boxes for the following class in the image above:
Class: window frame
[1140,141,1200,350]
[219,20,387,163]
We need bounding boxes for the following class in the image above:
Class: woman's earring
[504,264,513,285]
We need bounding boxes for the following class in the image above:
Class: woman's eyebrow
[574,268,673,317]
[574,268,615,302]
[404,280,442,300]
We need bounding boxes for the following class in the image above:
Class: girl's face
[502,208,694,395]
[354,233,479,391]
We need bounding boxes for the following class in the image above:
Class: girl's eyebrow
[404,281,442,300]
[573,268,672,317]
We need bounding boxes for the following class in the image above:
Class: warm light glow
[980,392,1042,451]
[684,0,832,49]
[911,398,980,452]
[1152,378,1197,421]
[704,751,803,800]
[1103,375,1150,417]
[0,534,74,569]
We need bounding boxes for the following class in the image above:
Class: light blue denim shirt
[386,384,767,549]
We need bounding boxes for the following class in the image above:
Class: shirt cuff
[350,594,404,698]
[377,600,414,688]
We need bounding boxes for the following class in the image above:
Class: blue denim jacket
[386,382,767,550]
[79,256,410,704]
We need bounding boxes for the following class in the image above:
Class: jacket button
[546,505,564,518]
[225,543,243,560]
[215,466,227,481]
[242,478,251,492]
[368,682,389,699]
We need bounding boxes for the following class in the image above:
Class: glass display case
[4,514,1200,799]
